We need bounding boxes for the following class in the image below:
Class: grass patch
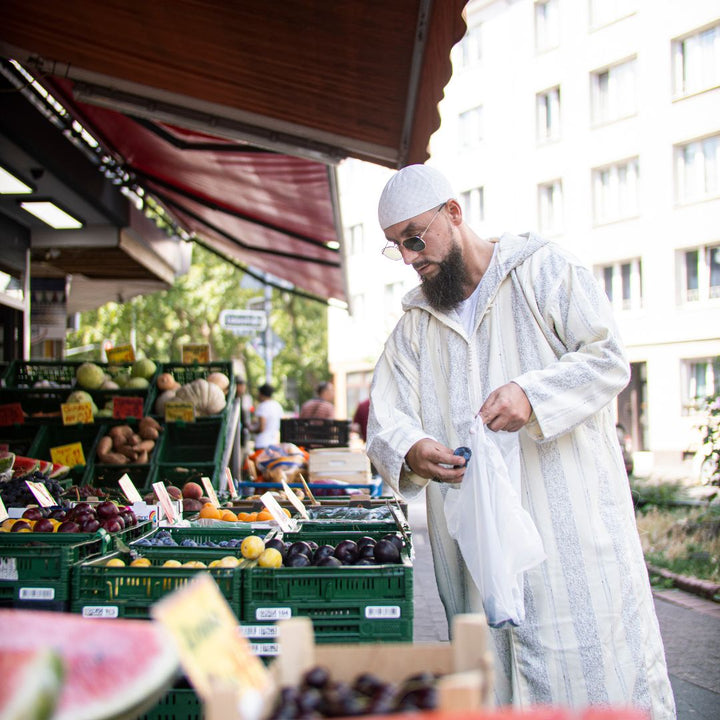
[636,505,720,584]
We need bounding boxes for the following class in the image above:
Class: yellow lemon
[162,559,182,567]
[130,557,152,567]
[217,555,240,568]
[106,558,126,567]
[240,535,265,560]
[257,548,283,568]
[182,560,207,568]
[208,559,221,568]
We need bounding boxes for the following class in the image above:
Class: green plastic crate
[0,423,43,457]
[28,423,104,483]
[71,550,242,619]
[89,461,155,492]
[150,416,227,489]
[137,681,202,720]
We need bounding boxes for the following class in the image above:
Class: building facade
[331,0,720,474]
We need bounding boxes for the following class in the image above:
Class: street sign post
[219,309,267,336]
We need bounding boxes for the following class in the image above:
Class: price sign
[113,396,144,420]
[50,442,86,467]
[260,492,294,532]
[281,477,309,520]
[225,468,238,499]
[201,477,220,508]
[165,402,195,423]
[61,402,94,425]
[0,496,8,522]
[25,481,56,507]
[152,482,177,523]
[106,344,135,363]
[0,403,24,426]
[151,573,272,710]
[181,344,210,364]
[118,473,144,504]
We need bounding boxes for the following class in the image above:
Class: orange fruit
[220,509,239,522]
[282,508,292,518]
[198,503,222,520]
[256,509,273,522]
[237,512,252,522]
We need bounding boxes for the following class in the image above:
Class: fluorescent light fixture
[0,166,32,194]
[20,201,83,229]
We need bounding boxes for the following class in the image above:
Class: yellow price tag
[181,344,210,364]
[165,402,195,422]
[151,574,272,708]
[61,402,94,425]
[50,442,86,467]
[106,344,135,363]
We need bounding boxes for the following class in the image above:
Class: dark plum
[333,539,359,565]
[453,446,472,466]
[316,556,342,567]
[373,539,401,564]
[285,553,311,568]
[312,544,336,564]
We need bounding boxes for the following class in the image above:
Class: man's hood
[401,231,549,317]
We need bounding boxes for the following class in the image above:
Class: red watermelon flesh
[0,609,179,720]
[11,456,41,479]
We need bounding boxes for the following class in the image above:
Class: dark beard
[420,244,469,312]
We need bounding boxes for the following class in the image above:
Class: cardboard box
[308,447,372,484]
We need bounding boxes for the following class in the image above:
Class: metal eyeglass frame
[381,203,446,260]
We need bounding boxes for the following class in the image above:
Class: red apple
[57,520,81,533]
[32,518,55,533]
[22,507,44,521]
[100,518,123,533]
[96,501,119,519]
[11,521,32,532]
[80,518,101,533]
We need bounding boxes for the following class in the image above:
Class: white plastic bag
[445,415,545,628]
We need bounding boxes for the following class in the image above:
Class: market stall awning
[0,0,467,303]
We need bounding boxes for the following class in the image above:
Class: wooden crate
[308,447,371,484]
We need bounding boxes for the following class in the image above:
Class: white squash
[174,378,226,416]
[154,389,178,416]
[206,372,230,395]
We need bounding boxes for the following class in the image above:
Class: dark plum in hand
[453,446,472,466]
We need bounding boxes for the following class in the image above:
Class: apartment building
[331,0,720,473]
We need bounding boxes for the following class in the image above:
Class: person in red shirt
[352,397,370,442]
[299,381,335,419]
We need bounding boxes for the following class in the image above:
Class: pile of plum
[266,666,440,718]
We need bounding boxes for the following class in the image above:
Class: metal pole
[263,278,272,382]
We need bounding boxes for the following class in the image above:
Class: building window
[346,223,364,255]
[535,0,560,52]
[459,23,482,68]
[591,58,637,124]
[596,258,643,311]
[684,357,720,412]
[460,186,484,227]
[675,134,720,204]
[536,86,561,142]
[672,23,720,97]
[589,0,636,29]
[681,244,720,303]
[592,157,639,224]
[459,106,483,146]
[537,180,563,235]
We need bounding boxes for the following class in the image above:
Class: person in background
[236,377,251,453]
[298,381,335,419]
[250,383,283,450]
[365,164,675,718]
[352,397,370,442]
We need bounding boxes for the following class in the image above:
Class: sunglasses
[381,203,445,260]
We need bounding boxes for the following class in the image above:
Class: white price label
[25,481,56,508]
[201,477,220,508]
[365,605,401,619]
[119,474,143,504]
[260,492,293,532]
[0,496,8,522]
[255,607,291,621]
[19,587,55,601]
[240,625,279,638]
[250,643,279,656]
[152,482,177,523]
[280,478,308,520]
[82,606,119,618]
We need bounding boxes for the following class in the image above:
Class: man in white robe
[366,165,675,718]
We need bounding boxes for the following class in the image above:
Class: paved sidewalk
[407,499,720,719]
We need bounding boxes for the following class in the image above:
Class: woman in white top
[251,383,284,449]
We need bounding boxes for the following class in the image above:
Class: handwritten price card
[152,482,177,523]
[25,481,56,507]
[50,442,86,467]
[181,344,210,364]
[118,473,144,504]
[201,476,220,508]
[151,574,271,711]
[113,396,144,420]
[165,402,195,423]
[61,402,94,425]
[106,344,135,363]
[0,403,24,426]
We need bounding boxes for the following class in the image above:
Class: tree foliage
[65,244,330,409]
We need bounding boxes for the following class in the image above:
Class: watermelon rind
[11,457,40,480]
[0,647,64,720]
[49,463,71,480]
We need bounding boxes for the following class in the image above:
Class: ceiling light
[0,166,33,194]
[19,201,83,229]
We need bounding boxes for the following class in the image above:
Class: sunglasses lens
[403,236,425,252]
[382,244,402,260]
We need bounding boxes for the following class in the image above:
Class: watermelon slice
[11,457,40,480]
[0,647,64,720]
[49,462,71,480]
[0,609,179,720]
[0,451,14,475]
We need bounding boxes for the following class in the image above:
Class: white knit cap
[378,164,455,230]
